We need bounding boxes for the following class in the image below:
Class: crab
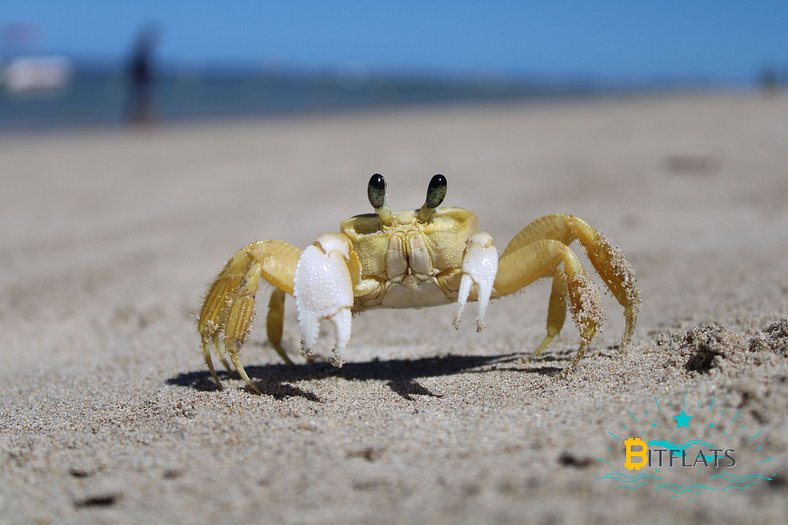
[197,174,640,392]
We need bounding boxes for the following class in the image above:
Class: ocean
[0,65,600,133]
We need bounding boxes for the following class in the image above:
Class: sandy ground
[1,93,787,525]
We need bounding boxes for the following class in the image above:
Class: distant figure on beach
[126,26,159,125]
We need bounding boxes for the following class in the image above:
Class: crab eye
[425,174,447,209]
[368,173,386,209]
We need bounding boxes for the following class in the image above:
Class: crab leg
[568,216,639,349]
[266,288,295,366]
[294,233,361,368]
[198,240,301,389]
[494,239,602,365]
[500,213,639,352]
[199,249,251,385]
[533,267,568,357]
[224,262,265,392]
[453,232,499,332]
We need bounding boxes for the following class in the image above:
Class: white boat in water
[0,56,73,93]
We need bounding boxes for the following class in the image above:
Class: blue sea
[0,64,607,133]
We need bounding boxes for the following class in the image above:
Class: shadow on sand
[166,352,563,401]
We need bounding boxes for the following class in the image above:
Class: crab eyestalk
[368,173,394,224]
[417,174,447,222]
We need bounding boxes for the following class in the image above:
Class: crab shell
[340,207,484,309]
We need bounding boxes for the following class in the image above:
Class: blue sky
[2,1,788,81]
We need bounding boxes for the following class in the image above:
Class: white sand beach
[0,93,786,524]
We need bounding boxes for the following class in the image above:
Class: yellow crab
[197,174,640,392]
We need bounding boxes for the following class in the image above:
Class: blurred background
[2,0,788,132]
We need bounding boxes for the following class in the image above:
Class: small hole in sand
[74,494,119,509]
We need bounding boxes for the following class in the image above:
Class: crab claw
[454,232,498,332]
[294,233,355,367]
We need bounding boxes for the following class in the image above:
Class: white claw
[294,234,354,367]
[453,232,498,331]
[453,273,472,329]
[329,308,351,367]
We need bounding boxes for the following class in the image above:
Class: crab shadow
[166,352,563,401]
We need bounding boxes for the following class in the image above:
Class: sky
[2,1,788,82]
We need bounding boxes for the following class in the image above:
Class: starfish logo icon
[673,408,693,429]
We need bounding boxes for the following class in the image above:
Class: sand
[0,93,786,525]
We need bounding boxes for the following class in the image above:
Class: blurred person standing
[126,25,159,125]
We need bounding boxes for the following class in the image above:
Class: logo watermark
[596,394,776,500]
